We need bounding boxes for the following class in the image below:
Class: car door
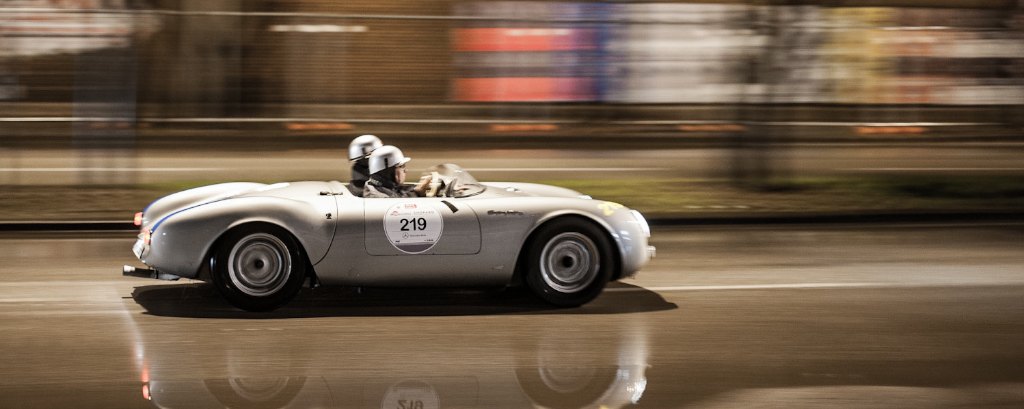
[363,197,481,256]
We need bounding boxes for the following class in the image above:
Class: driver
[363,145,431,198]
[347,134,383,195]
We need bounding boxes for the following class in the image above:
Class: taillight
[133,212,143,226]
[141,229,152,246]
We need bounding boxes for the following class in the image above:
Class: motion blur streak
[2,1,1022,117]
[1,1,1022,210]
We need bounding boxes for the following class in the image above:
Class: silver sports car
[124,165,655,311]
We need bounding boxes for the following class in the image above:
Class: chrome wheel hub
[540,232,600,294]
[228,233,291,297]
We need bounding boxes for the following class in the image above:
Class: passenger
[363,145,430,198]
[347,134,382,196]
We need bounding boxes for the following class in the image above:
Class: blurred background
[2,0,1023,222]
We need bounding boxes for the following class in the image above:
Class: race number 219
[400,218,427,231]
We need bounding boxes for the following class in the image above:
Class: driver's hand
[413,175,431,193]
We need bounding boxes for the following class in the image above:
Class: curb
[0,221,136,232]
[647,211,1024,227]
[2,211,1023,232]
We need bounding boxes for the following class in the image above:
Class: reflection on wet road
[0,224,1022,408]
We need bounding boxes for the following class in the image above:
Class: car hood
[477,182,585,199]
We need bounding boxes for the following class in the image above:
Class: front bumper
[127,232,180,280]
[132,236,148,260]
[123,265,180,281]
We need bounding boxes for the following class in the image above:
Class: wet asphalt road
[0,223,1023,408]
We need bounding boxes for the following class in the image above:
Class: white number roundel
[383,203,443,254]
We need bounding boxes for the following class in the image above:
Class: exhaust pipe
[123,265,180,281]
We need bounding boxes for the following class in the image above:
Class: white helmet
[368,145,411,174]
[348,134,382,161]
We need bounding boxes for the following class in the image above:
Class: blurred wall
[1,0,1022,119]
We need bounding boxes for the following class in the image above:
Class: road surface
[0,223,1022,408]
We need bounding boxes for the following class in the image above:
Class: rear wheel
[211,224,306,312]
[525,218,614,307]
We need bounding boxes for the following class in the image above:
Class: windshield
[427,163,486,198]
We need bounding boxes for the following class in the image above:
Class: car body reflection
[127,308,649,409]
[146,370,644,409]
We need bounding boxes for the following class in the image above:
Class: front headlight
[630,210,651,238]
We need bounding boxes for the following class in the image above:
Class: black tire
[211,224,306,312]
[524,218,614,307]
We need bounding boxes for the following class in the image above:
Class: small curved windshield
[428,163,486,198]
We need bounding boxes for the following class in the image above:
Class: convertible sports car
[123,165,654,311]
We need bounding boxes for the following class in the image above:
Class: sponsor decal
[487,209,524,216]
[383,203,443,254]
[598,201,624,216]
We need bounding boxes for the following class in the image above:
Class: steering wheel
[444,175,457,198]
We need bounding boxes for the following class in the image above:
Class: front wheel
[211,224,307,312]
[524,218,614,307]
